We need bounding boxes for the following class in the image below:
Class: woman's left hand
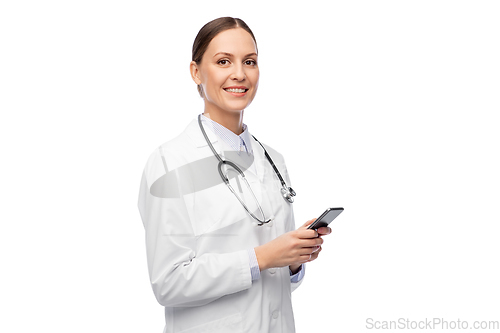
[307,220,332,261]
[290,220,333,272]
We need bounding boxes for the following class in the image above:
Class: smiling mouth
[223,88,249,93]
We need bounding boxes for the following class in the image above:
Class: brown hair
[192,17,258,97]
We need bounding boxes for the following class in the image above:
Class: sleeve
[247,248,261,281]
[289,263,306,283]
[138,149,253,308]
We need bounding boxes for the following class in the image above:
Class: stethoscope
[198,114,296,226]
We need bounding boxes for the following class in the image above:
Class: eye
[217,59,230,65]
[245,59,257,66]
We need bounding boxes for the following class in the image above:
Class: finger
[306,253,316,262]
[301,237,323,247]
[298,247,314,255]
[297,228,319,239]
[317,226,332,235]
[300,218,317,229]
[299,253,313,262]
[299,244,322,255]
[309,247,322,261]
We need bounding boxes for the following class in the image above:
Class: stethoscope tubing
[197,114,296,225]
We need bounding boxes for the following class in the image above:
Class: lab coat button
[269,268,276,274]
[272,311,279,319]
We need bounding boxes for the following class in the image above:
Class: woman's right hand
[254,219,323,271]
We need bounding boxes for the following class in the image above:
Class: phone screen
[307,207,344,230]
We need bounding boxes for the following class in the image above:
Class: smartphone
[306,207,344,230]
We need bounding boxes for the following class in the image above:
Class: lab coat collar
[185,117,219,148]
[184,116,265,182]
[200,114,254,156]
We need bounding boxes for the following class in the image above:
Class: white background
[1,1,499,332]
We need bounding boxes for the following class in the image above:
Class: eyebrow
[213,52,258,58]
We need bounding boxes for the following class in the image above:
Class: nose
[231,63,246,81]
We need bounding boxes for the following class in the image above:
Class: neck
[203,105,244,135]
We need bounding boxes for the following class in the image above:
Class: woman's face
[191,28,259,114]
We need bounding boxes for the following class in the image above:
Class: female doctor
[138,17,332,333]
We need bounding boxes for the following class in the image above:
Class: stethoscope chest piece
[281,186,296,203]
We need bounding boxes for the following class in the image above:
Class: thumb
[300,218,316,229]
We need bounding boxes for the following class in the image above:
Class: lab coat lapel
[248,134,267,183]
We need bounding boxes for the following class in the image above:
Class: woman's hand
[255,218,325,271]
[291,218,332,269]
[303,218,332,264]
[316,220,332,238]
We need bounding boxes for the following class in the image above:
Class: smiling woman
[191,18,258,94]
[190,20,260,132]
[138,17,331,333]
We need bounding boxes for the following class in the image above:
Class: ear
[190,61,202,85]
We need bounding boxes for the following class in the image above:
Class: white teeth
[225,88,246,93]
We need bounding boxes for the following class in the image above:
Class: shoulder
[141,119,198,179]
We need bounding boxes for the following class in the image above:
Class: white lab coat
[138,117,305,333]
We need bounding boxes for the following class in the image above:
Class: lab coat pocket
[178,313,244,333]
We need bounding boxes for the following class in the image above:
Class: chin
[224,101,252,112]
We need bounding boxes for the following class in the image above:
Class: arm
[138,151,252,307]
[290,263,302,275]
